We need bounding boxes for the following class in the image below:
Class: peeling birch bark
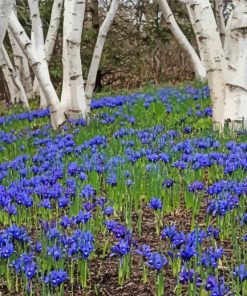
[61,0,87,119]
[33,0,64,94]
[85,0,120,112]
[224,0,247,128]
[187,0,227,127]
[8,11,66,129]
[28,0,49,108]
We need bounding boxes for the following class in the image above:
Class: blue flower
[205,276,231,296]
[77,230,94,259]
[172,160,188,170]
[73,211,92,224]
[188,181,204,192]
[240,213,247,227]
[103,206,114,216]
[136,244,151,259]
[162,179,174,188]
[58,197,71,208]
[47,245,63,261]
[233,264,247,282]
[111,238,131,257]
[183,126,192,134]
[171,232,186,248]
[147,252,168,272]
[201,247,224,268]
[79,172,87,181]
[149,197,162,211]
[81,184,95,198]
[68,162,80,176]
[179,244,197,261]
[205,275,217,291]
[106,175,117,186]
[112,225,128,239]
[0,243,14,259]
[25,262,37,280]
[179,267,201,287]
[60,215,72,228]
[35,242,42,253]
[207,226,220,239]
[125,179,133,187]
[44,270,68,287]
[39,198,52,209]
[6,224,29,242]
[4,204,17,216]
[162,225,177,240]
[104,220,118,232]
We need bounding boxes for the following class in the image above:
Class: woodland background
[0,0,198,102]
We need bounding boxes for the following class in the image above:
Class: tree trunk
[7,1,33,100]
[91,0,99,29]
[157,0,206,82]
[0,48,19,104]
[0,0,14,47]
[61,0,87,119]
[33,0,64,94]
[85,0,93,29]
[0,45,30,109]
[28,0,49,108]
[224,0,247,128]
[214,0,226,45]
[8,11,66,128]
[187,0,227,127]
[85,0,120,112]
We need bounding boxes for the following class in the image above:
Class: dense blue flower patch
[0,86,246,295]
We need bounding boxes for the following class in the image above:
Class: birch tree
[0,0,14,47]
[28,0,50,108]
[224,0,247,127]
[0,45,30,109]
[8,1,33,100]
[61,0,87,119]
[0,47,20,105]
[179,0,247,129]
[187,0,227,127]
[214,0,226,45]
[85,0,120,112]
[8,11,66,128]
[33,0,64,95]
[156,0,206,82]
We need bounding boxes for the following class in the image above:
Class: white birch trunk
[85,0,120,112]
[33,0,64,94]
[7,1,33,100]
[157,0,206,82]
[0,0,14,47]
[8,11,66,128]
[44,0,64,63]
[61,0,87,119]
[28,0,49,108]
[0,48,19,104]
[187,0,227,126]
[8,31,33,100]
[214,0,226,45]
[0,45,30,109]
[224,0,247,128]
